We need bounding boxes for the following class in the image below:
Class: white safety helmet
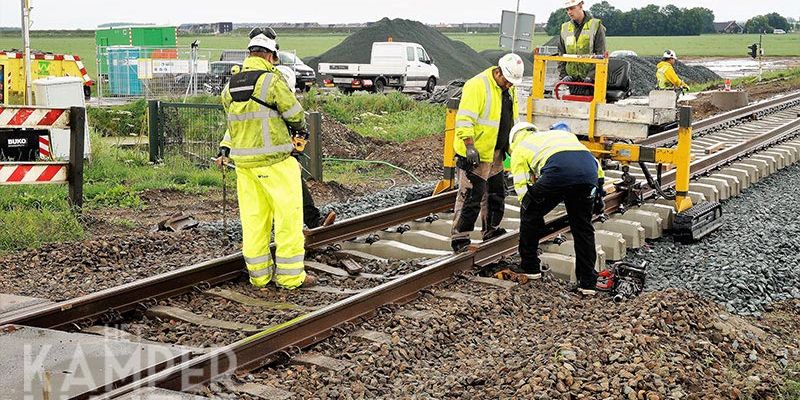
[509,121,538,146]
[663,49,677,60]
[564,0,584,8]
[498,53,524,86]
[248,34,278,53]
[276,65,297,92]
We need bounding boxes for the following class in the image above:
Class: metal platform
[0,325,192,400]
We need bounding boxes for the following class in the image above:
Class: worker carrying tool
[450,53,524,252]
[558,0,607,96]
[507,121,605,294]
[216,27,316,289]
[657,50,690,91]
[271,45,336,229]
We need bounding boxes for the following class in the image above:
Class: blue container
[107,46,142,96]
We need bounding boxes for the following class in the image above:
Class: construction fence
[147,100,322,180]
[95,46,241,100]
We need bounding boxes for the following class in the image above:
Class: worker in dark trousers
[507,121,605,294]
[301,180,335,228]
[450,53,524,252]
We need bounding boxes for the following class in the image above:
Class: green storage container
[96,26,177,75]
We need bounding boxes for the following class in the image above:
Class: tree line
[546,2,793,36]
[743,13,792,33]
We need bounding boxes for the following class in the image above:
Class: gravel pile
[623,56,721,96]
[631,163,800,316]
[0,228,237,301]
[213,277,797,399]
[306,18,491,83]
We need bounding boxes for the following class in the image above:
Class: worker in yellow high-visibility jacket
[450,53,525,252]
[507,121,605,294]
[216,27,315,289]
[657,50,690,91]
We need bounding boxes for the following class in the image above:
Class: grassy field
[302,90,445,142]
[2,32,797,82]
[0,133,222,253]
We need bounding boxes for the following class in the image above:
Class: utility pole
[511,0,520,53]
[20,0,33,105]
[758,32,763,82]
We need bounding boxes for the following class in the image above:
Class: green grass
[690,66,800,92]
[0,33,349,82]
[451,32,800,57]
[302,90,445,142]
[0,131,224,253]
[2,32,797,85]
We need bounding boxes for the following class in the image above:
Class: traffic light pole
[758,33,763,82]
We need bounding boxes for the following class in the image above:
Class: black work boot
[451,238,471,253]
[482,227,508,241]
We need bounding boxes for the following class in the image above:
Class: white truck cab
[319,42,439,94]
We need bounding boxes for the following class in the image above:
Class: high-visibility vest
[454,67,520,163]
[656,61,686,89]
[561,18,602,79]
[509,129,604,201]
[220,56,305,169]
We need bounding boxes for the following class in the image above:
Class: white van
[318,42,439,94]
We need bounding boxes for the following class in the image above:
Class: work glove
[593,178,606,215]
[215,146,231,170]
[464,142,481,169]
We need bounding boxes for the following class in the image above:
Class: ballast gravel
[631,162,800,316]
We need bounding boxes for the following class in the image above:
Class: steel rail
[642,91,800,147]
[0,192,455,330]
[7,94,799,331]
[97,118,800,399]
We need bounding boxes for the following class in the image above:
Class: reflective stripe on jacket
[560,18,601,79]
[454,67,520,163]
[220,56,306,169]
[510,130,604,201]
[656,61,686,89]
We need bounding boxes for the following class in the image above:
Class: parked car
[610,50,638,58]
[175,61,240,95]
[278,52,316,91]
[218,50,314,91]
[319,42,439,94]
[773,29,786,34]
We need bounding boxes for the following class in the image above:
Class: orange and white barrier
[0,163,67,184]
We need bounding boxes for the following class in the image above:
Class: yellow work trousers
[236,156,306,289]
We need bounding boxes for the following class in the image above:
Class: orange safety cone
[724,79,731,91]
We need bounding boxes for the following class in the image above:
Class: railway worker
[274,61,337,229]
[450,53,525,252]
[657,50,690,92]
[507,121,605,294]
[558,0,607,95]
[216,27,316,289]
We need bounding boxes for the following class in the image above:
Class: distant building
[178,22,234,34]
[216,22,233,34]
[714,21,743,34]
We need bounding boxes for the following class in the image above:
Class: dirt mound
[320,114,386,159]
[306,18,492,83]
[367,133,444,181]
[624,56,721,96]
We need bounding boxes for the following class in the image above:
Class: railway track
[2,91,800,399]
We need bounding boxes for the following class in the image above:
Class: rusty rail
[0,192,455,330]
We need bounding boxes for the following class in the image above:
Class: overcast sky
[1,0,798,29]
